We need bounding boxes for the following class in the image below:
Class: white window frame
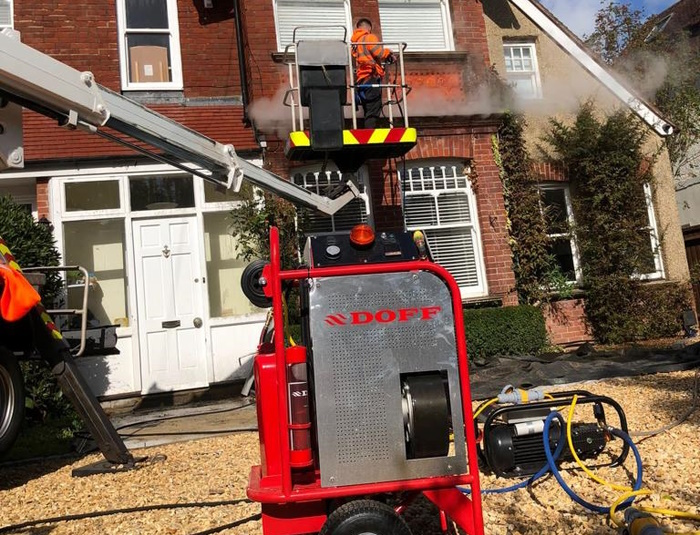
[0,0,13,29]
[645,13,674,43]
[399,160,487,299]
[538,183,582,285]
[539,182,664,283]
[292,164,373,234]
[640,182,665,280]
[377,0,455,52]
[272,0,352,52]
[503,41,543,99]
[116,0,184,91]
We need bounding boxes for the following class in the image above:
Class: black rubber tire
[0,347,24,455]
[240,259,272,308]
[319,500,412,535]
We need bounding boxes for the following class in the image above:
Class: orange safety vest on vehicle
[351,28,391,83]
[0,264,41,322]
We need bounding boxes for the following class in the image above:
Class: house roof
[648,0,700,45]
[508,0,675,137]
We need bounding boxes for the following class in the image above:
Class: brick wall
[532,161,567,182]
[15,0,253,163]
[400,125,518,305]
[542,299,593,346]
[241,0,517,305]
[36,178,50,220]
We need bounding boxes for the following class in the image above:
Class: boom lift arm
[0,28,357,474]
[0,29,359,215]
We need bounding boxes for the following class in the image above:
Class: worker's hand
[386,53,396,65]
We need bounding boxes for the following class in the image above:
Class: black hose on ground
[0,498,254,534]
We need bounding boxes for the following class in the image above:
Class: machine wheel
[241,259,272,308]
[0,347,24,455]
[319,500,412,535]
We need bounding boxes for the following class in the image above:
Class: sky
[539,0,678,38]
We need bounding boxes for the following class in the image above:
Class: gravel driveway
[0,370,698,535]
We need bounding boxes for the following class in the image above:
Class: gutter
[509,0,675,137]
[233,0,251,127]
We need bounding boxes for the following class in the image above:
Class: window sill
[545,278,673,302]
[120,90,186,104]
[461,294,504,308]
[402,51,470,62]
[271,50,470,64]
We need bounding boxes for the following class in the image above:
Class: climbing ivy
[542,103,689,343]
[493,113,561,305]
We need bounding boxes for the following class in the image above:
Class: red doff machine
[243,225,485,535]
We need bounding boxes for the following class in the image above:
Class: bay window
[293,165,372,234]
[400,160,486,299]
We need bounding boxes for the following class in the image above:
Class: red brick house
[0,0,688,399]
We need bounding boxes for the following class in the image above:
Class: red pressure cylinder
[286,345,313,468]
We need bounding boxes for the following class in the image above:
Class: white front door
[132,216,208,393]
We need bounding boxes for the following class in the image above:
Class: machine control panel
[305,231,419,268]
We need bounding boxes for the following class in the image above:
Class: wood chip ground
[1,370,698,534]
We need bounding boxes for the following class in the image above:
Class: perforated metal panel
[308,271,467,487]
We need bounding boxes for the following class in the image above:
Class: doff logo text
[324,306,441,326]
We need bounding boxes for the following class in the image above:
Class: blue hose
[541,412,644,513]
[461,411,644,508]
[460,416,568,495]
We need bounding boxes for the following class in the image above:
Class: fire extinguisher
[286,345,313,468]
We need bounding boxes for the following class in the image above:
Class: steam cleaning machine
[242,225,484,535]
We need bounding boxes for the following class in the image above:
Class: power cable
[189,513,262,535]
[113,401,256,433]
[628,368,699,439]
[0,498,253,534]
[118,427,258,438]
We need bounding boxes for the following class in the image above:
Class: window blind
[378,0,449,51]
[276,0,348,50]
[0,0,12,27]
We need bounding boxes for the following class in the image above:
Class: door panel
[133,216,207,393]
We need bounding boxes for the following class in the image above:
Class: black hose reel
[241,259,272,308]
[401,373,451,459]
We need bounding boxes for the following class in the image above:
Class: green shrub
[0,195,62,302]
[0,196,79,433]
[630,282,691,340]
[463,305,549,361]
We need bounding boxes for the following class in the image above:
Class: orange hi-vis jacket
[0,264,41,322]
[351,28,391,83]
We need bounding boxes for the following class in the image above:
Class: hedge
[463,305,549,361]
[286,305,548,361]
